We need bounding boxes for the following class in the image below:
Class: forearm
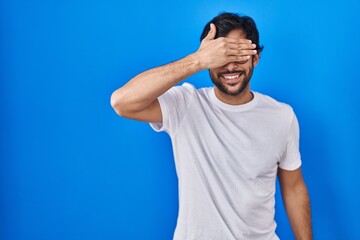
[111,23,256,116]
[282,184,312,240]
[111,53,201,113]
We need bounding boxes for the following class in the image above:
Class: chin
[222,81,248,96]
[210,71,250,97]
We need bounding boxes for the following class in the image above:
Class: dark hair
[200,12,264,53]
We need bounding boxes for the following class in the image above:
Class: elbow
[110,90,127,117]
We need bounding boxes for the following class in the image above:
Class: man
[111,12,312,240]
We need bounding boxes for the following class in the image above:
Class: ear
[252,53,260,67]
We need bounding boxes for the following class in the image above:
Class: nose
[224,62,238,72]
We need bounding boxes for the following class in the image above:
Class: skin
[110,23,256,122]
[208,29,258,105]
[278,168,312,239]
[111,23,312,239]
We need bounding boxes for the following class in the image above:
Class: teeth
[222,74,239,79]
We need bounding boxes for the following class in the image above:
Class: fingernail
[248,40,252,43]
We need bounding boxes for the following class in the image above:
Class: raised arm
[110,24,257,122]
[278,167,312,240]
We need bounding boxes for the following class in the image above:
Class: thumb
[204,23,216,41]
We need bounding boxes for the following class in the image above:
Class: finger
[228,55,251,62]
[225,38,253,44]
[236,49,257,56]
[227,43,257,50]
[203,23,217,41]
[226,49,257,56]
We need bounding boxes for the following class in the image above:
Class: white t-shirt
[150,83,301,240]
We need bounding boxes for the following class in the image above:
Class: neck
[214,86,254,105]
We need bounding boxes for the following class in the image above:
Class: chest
[177,105,288,179]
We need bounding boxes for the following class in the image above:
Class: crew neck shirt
[150,83,301,240]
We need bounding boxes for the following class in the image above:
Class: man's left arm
[278,167,312,240]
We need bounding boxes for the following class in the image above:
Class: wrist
[188,52,205,71]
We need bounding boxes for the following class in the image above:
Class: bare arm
[110,53,201,122]
[110,24,257,122]
[278,167,312,240]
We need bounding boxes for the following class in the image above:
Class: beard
[209,62,254,96]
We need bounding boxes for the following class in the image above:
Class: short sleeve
[278,110,302,170]
[150,83,196,136]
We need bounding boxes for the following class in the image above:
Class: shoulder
[169,82,197,96]
[158,83,208,110]
[173,82,197,91]
[169,82,211,99]
[255,92,296,120]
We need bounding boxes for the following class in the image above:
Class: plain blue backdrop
[1,0,360,239]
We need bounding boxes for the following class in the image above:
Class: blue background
[1,0,359,239]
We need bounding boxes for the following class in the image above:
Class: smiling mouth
[219,72,243,85]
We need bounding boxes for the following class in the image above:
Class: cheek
[244,64,253,74]
[209,70,218,81]
[210,70,220,78]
